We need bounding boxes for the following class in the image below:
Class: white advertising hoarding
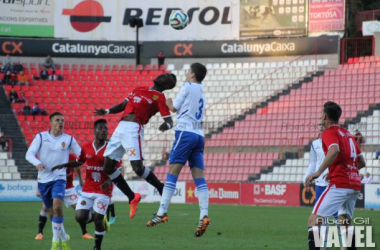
[110,181,186,203]
[54,0,239,41]
[0,180,185,203]
[0,0,54,37]
[0,180,40,201]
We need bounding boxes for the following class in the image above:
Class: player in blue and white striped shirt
[147,63,210,237]
[26,112,81,250]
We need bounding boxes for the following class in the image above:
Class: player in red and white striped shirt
[305,102,366,250]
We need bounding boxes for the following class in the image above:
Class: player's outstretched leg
[193,177,210,237]
[131,161,164,195]
[104,157,141,218]
[146,173,178,227]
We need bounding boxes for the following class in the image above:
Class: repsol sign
[122,7,231,26]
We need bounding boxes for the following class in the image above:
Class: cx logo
[126,149,136,156]
[2,41,23,54]
[174,43,193,56]
[97,201,107,211]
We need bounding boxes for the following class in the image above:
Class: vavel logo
[254,184,287,196]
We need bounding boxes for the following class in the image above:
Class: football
[169,10,189,30]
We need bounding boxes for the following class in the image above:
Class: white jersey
[26,131,81,183]
[173,82,205,137]
[303,138,329,186]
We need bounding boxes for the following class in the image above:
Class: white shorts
[76,192,110,215]
[312,185,360,219]
[104,121,144,162]
[64,187,79,208]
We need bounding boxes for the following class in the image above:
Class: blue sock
[194,178,209,219]
[157,173,178,216]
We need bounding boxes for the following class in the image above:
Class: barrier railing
[355,9,380,32]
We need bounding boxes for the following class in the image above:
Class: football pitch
[0,202,379,250]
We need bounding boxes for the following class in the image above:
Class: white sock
[157,174,177,216]
[52,222,62,242]
[197,188,209,219]
[61,224,68,241]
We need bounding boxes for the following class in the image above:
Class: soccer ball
[169,10,189,30]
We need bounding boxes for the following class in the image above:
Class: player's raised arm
[94,99,128,116]
[158,94,174,132]
[25,133,44,170]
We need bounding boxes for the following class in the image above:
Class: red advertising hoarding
[185,182,240,204]
[241,183,300,207]
[309,0,345,32]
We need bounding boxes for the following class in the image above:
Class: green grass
[0,202,379,250]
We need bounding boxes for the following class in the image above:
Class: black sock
[106,206,110,221]
[94,233,104,250]
[145,171,164,195]
[108,203,115,217]
[308,230,320,250]
[111,174,135,201]
[79,222,87,235]
[38,215,47,234]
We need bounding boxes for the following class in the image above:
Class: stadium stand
[2,56,380,182]
[0,152,20,180]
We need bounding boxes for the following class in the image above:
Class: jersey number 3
[195,98,204,120]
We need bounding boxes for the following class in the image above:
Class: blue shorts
[38,180,66,209]
[169,131,205,169]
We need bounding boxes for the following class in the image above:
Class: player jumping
[26,112,81,250]
[94,73,177,218]
[146,63,210,237]
[52,119,114,250]
[305,102,366,250]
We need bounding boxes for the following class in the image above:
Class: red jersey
[65,154,77,189]
[121,86,171,125]
[77,141,121,197]
[321,125,362,190]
